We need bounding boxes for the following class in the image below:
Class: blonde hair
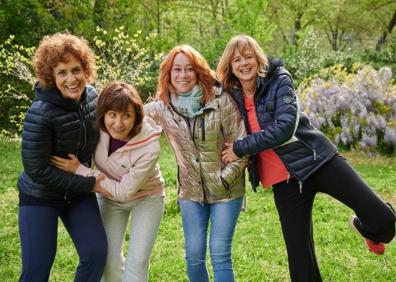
[156,44,217,105]
[217,35,268,90]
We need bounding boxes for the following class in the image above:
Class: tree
[267,0,322,46]
[0,0,59,46]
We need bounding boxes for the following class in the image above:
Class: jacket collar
[255,58,293,99]
[202,84,223,110]
[100,116,162,153]
[34,82,87,110]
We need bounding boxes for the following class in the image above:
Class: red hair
[33,33,96,88]
[156,45,216,105]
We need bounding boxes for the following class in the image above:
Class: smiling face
[104,105,136,141]
[53,54,87,101]
[170,53,197,93]
[230,48,258,86]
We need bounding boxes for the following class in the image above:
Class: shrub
[359,32,396,75]
[297,64,396,155]
[282,27,323,84]
[0,35,35,136]
[92,26,162,98]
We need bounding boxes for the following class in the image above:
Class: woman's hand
[221,142,239,164]
[50,154,81,173]
[93,174,113,198]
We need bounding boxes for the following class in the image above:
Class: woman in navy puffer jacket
[17,33,109,282]
[217,35,395,282]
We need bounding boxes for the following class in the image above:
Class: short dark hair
[96,81,144,138]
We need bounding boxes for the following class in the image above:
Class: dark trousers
[18,195,108,282]
[273,154,395,282]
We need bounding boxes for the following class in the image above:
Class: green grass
[0,138,395,281]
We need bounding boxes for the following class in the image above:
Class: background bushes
[1,1,396,155]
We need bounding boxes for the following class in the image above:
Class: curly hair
[216,35,268,90]
[96,81,144,139]
[156,44,217,105]
[32,33,96,88]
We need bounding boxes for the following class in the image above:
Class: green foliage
[0,36,35,135]
[284,27,323,81]
[360,33,396,75]
[92,26,162,98]
[0,0,58,46]
[154,0,274,67]
[283,27,361,84]
[0,138,395,281]
[209,0,275,65]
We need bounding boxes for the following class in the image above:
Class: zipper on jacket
[64,191,68,200]
[296,135,318,162]
[76,103,87,156]
[79,103,87,151]
[286,173,290,183]
[298,181,303,194]
[191,117,197,142]
[200,117,205,141]
[200,174,206,206]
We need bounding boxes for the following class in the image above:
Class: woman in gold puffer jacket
[145,44,247,282]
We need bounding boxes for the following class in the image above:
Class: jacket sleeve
[99,142,161,202]
[233,74,299,157]
[144,101,164,127]
[75,164,100,177]
[219,93,248,186]
[21,105,95,194]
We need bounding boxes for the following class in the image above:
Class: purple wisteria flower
[297,65,396,153]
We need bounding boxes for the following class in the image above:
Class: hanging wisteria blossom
[297,65,396,154]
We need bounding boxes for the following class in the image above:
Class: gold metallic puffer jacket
[145,90,247,204]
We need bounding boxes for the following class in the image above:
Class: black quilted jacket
[229,60,338,190]
[17,83,99,200]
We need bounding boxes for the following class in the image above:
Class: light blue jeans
[179,197,243,282]
[98,196,164,282]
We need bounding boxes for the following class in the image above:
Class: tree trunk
[157,0,161,35]
[293,11,303,45]
[94,0,107,29]
[376,9,396,51]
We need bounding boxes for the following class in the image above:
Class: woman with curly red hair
[145,44,247,282]
[17,33,108,282]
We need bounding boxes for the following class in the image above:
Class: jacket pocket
[295,137,318,161]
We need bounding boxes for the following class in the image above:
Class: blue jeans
[179,197,243,282]
[18,195,107,282]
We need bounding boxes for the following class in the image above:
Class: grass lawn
[0,137,395,281]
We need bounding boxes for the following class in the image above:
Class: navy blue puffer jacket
[17,83,99,200]
[229,60,338,190]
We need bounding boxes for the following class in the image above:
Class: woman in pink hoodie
[51,81,164,282]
